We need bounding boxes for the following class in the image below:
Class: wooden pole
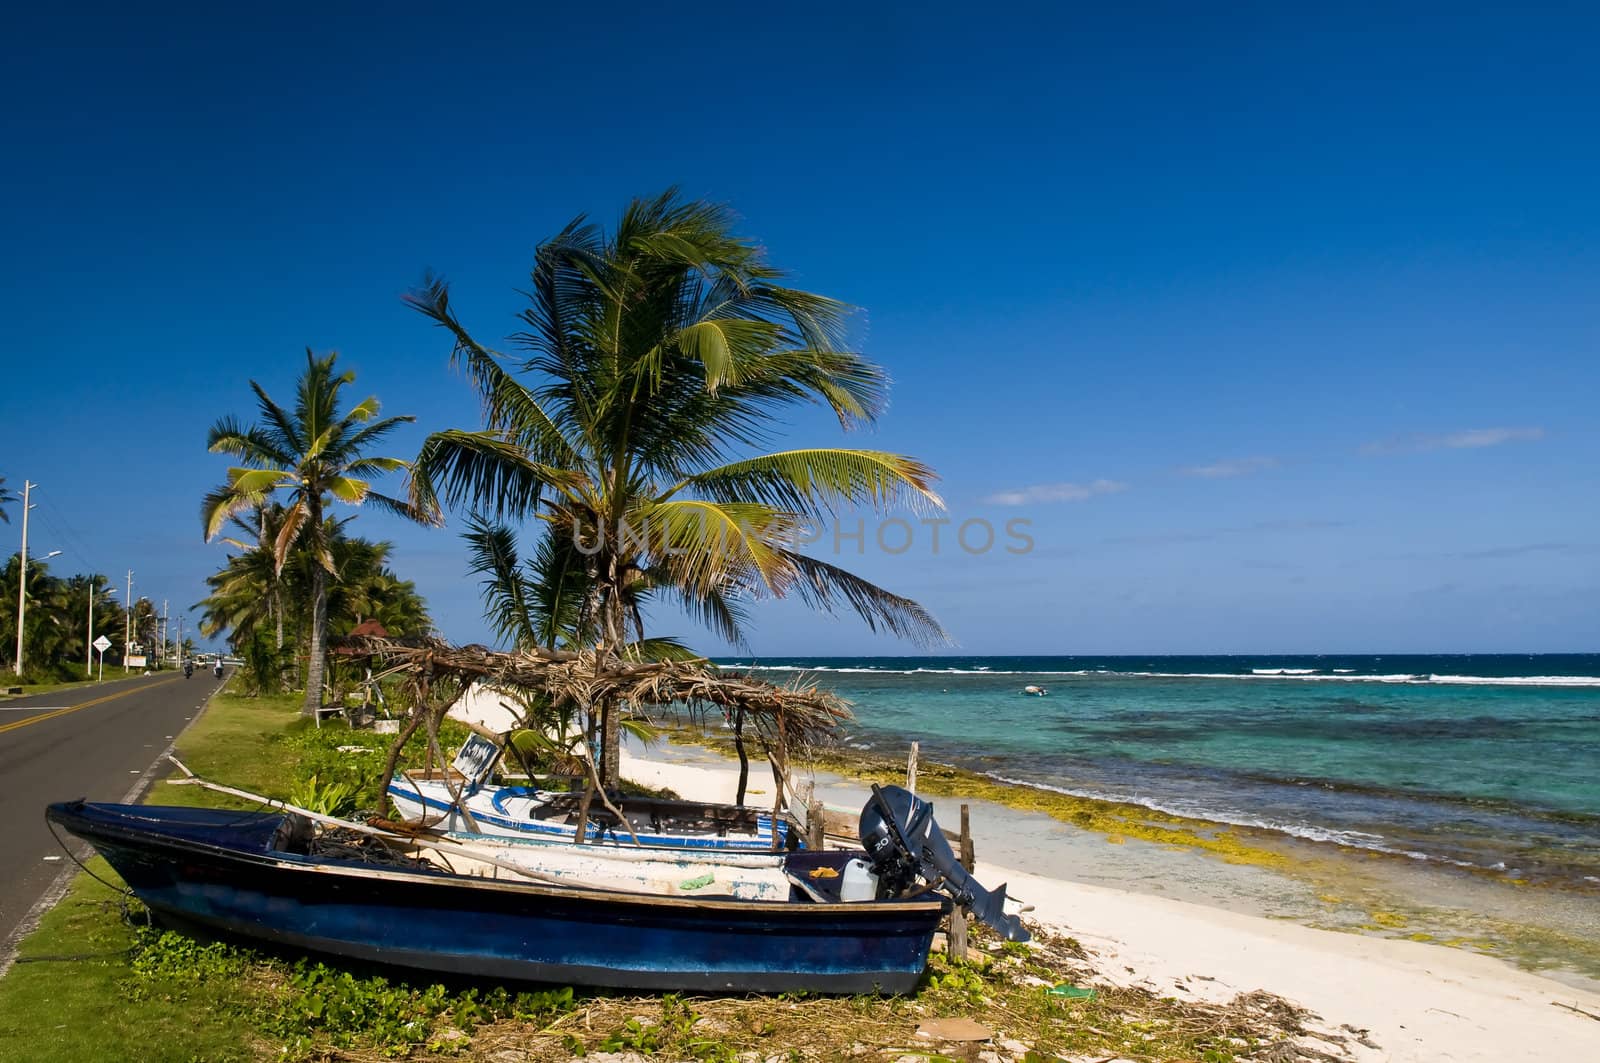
[733,705,749,807]
[769,709,788,852]
[807,794,825,851]
[906,741,919,795]
[948,801,973,961]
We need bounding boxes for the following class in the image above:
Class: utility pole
[161,599,168,668]
[13,480,35,677]
[86,578,95,676]
[124,570,134,672]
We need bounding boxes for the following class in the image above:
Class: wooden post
[906,740,919,795]
[769,711,788,852]
[804,777,825,851]
[733,705,749,807]
[948,802,973,961]
[572,781,595,846]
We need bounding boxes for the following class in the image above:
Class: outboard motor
[859,783,1029,942]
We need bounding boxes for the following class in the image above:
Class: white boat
[387,774,794,852]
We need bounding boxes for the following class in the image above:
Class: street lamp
[123,570,133,673]
[13,546,61,678]
[11,474,61,678]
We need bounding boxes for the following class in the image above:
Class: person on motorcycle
[183,659,194,678]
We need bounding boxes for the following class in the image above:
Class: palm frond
[336,413,415,462]
[776,549,950,647]
[361,490,436,526]
[272,502,310,573]
[325,476,370,504]
[246,380,305,458]
[201,484,257,542]
[631,499,798,595]
[207,416,294,467]
[526,528,591,649]
[669,448,943,516]
[409,429,584,520]
[463,515,539,649]
[229,467,296,496]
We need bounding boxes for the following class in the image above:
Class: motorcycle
[213,662,224,679]
[183,661,194,679]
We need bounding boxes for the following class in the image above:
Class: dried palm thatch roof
[332,633,851,750]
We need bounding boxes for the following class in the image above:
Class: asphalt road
[0,669,228,969]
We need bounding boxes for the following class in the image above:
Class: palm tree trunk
[274,587,290,693]
[302,563,328,716]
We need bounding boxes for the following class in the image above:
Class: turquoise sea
[721,655,1600,888]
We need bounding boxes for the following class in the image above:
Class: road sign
[93,635,112,653]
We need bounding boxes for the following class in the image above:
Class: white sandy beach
[619,741,1600,1063]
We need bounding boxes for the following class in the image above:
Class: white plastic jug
[838,858,880,902]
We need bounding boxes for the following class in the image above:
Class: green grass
[0,871,261,1062]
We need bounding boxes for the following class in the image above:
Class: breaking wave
[726,664,1600,687]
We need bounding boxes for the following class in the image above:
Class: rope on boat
[43,810,149,927]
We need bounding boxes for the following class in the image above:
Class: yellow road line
[0,677,183,736]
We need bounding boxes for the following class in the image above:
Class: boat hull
[48,802,942,993]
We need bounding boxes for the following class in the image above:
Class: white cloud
[1179,456,1278,479]
[984,479,1128,506]
[1362,427,1545,455]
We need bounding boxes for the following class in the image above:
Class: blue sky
[2,4,1595,655]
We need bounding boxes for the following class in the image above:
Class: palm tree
[64,574,119,673]
[0,477,15,524]
[463,514,699,668]
[407,191,946,785]
[201,349,424,715]
[130,597,160,662]
[219,504,293,656]
[1,554,70,674]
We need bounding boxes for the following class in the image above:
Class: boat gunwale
[49,801,948,918]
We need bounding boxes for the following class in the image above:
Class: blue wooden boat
[47,800,948,993]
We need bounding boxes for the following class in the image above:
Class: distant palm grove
[195,191,942,782]
[1,477,163,681]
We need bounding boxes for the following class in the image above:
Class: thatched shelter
[330,634,850,844]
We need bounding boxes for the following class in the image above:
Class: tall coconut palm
[201,350,424,715]
[407,191,946,785]
[0,477,15,524]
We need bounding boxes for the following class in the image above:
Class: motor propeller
[859,784,1030,942]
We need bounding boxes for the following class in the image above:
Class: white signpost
[93,635,111,680]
